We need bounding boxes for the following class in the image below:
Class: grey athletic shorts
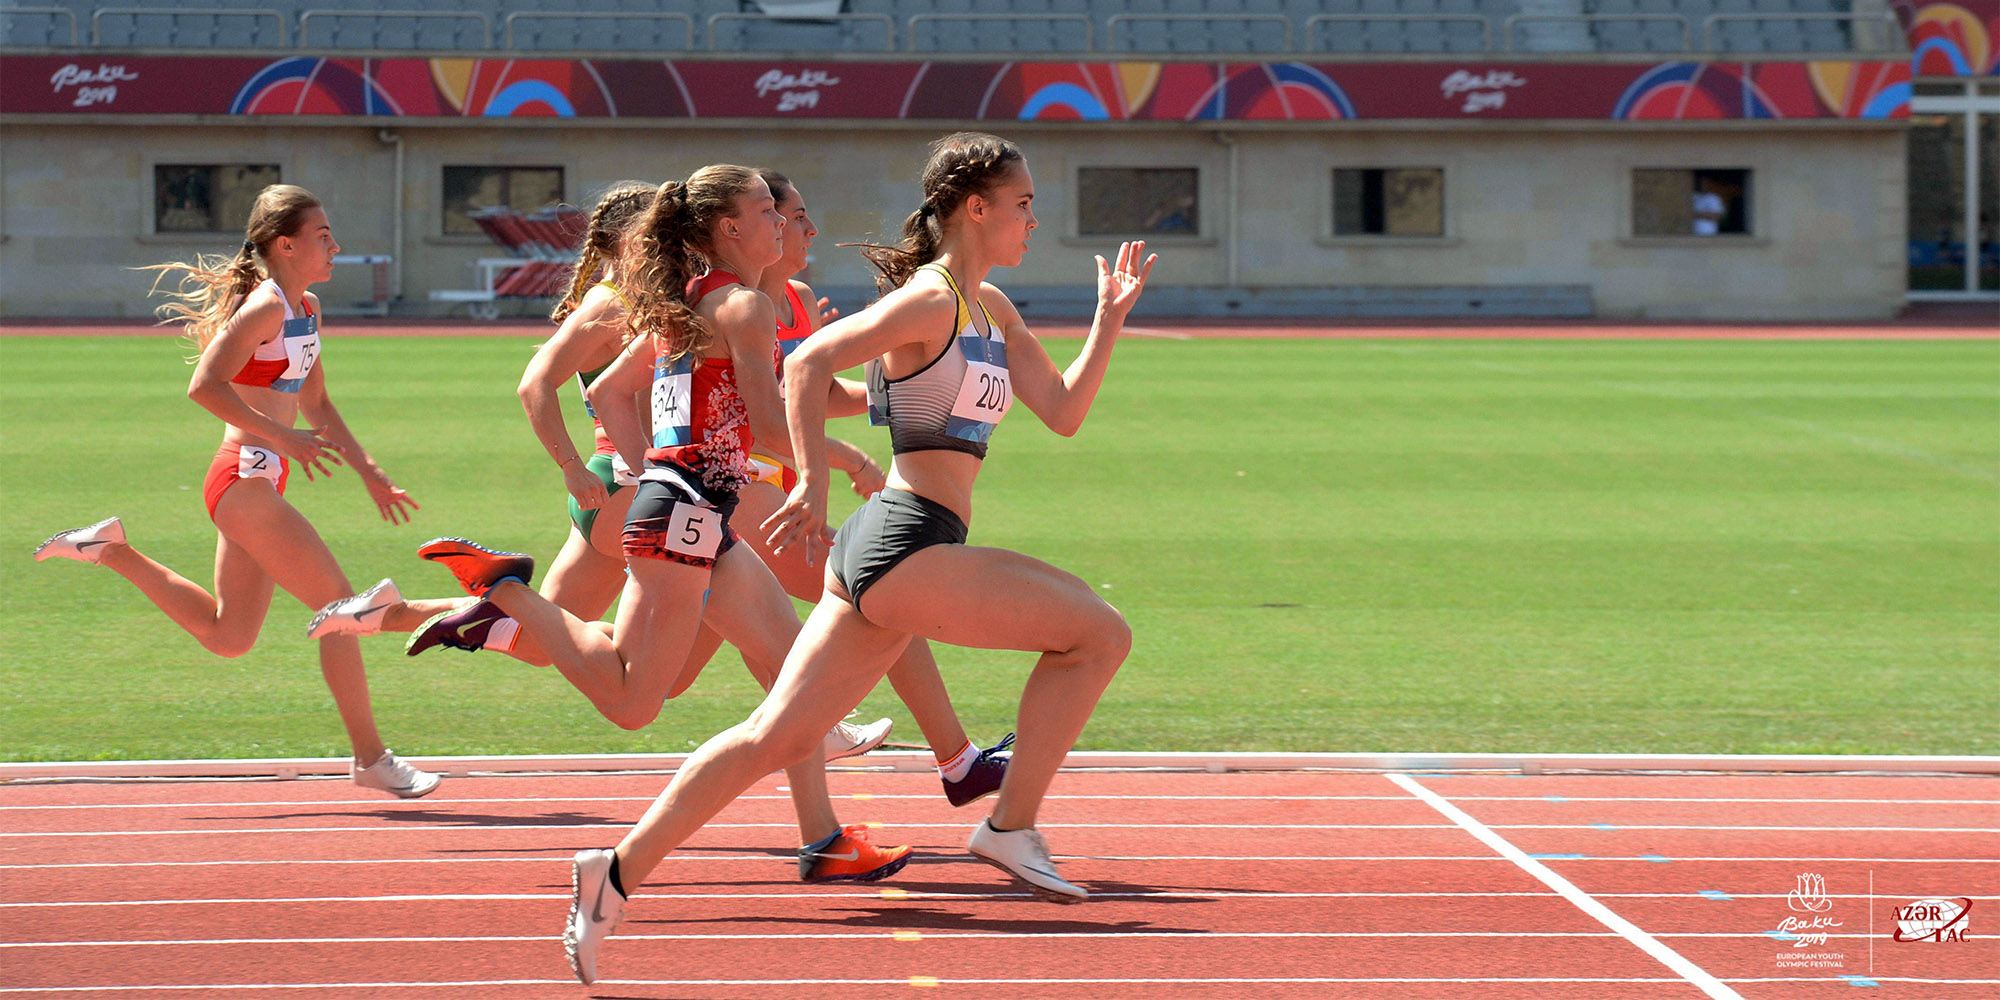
[830,488,967,615]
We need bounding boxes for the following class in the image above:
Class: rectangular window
[1332,168,1444,237]
[1633,167,1752,237]
[1076,167,1199,237]
[154,164,280,233]
[442,165,565,236]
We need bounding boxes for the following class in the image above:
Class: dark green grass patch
[2,333,1994,760]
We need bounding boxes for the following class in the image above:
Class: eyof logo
[1893,897,1972,943]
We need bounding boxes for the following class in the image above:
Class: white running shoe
[566,848,626,984]
[350,749,440,799]
[306,579,403,640]
[967,818,1086,903]
[33,517,124,564]
[823,716,893,762]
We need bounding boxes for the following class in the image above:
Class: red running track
[0,768,1994,999]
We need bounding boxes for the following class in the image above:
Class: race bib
[663,500,723,559]
[650,364,692,448]
[236,445,282,483]
[950,359,1012,426]
[280,315,320,382]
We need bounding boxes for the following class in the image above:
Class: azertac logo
[1893,897,1972,943]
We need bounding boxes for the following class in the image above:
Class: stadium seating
[0,0,1897,56]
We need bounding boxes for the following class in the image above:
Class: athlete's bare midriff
[885,448,982,527]
[218,382,301,452]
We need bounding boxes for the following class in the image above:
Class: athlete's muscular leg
[213,480,392,766]
[854,544,1131,832]
[96,528,275,660]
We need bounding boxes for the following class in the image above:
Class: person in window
[1691,176,1726,236]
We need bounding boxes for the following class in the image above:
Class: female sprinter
[558,133,1153,983]
[739,167,1011,803]
[309,181,895,759]
[410,165,913,888]
[33,183,438,798]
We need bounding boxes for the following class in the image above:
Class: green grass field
[2,332,1995,761]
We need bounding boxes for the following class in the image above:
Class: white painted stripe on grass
[1389,772,1744,1000]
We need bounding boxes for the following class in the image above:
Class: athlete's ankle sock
[485,617,520,653]
[938,740,979,783]
[606,852,627,899]
[986,819,1022,834]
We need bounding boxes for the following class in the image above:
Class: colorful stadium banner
[6,56,1911,121]
[1892,0,2000,77]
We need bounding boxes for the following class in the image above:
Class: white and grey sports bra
[866,263,1013,459]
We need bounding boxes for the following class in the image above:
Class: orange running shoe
[417,537,534,596]
[798,824,914,883]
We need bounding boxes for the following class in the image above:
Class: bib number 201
[950,360,1011,424]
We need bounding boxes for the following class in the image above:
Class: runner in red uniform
[409,165,913,893]
[33,184,436,798]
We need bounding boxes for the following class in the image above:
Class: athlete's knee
[202,632,259,658]
[742,710,821,769]
[605,699,663,732]
[1064,600,1131,666]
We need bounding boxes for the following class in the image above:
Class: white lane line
[0,794,1426,811]
[1490,826,2000,833]
[0,930,1927,949]
[0,979,1710,994]
[10,822,1991,838]
[15,977,1994,994]
[0,822,1456,838]
[3,794,1987,812]
[1389,772,1744,1000]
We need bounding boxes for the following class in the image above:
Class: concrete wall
[0,121,1906,320]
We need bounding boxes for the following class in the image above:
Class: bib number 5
[665,501,723,560]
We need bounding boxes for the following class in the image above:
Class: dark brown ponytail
[850,132,1023,293]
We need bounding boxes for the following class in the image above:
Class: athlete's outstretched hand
[277,424,345,481]
[564,459,609,511]
[1096,240,1156,321]
[764,482,835,568]
[363,470,421,525]
[816,296,841,327]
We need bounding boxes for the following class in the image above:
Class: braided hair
[851,132,1024,293]
[618,164,763,362]
[550,182,655,324]
[142,183,323,358]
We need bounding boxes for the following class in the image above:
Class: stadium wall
[0,55,1917,320]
